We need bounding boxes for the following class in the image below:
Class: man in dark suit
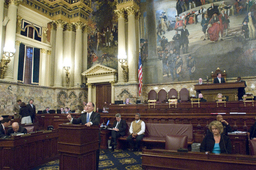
[237,76,247,100]
[7,122,27,136]
[216,115,232,135]
[27,99,36,123]
[43,107,50,114]
[0,118,11,138]
[214,73,225,83]
[67,102,100,170]
[111,113,127,151]
[67,102,100,126]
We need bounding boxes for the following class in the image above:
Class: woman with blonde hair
[200,120,232,154]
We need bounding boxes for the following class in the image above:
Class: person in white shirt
[126,113,145,151]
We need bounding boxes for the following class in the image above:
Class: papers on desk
[107,128,113,130]
[230,112,246,114]
[228,131,247,134]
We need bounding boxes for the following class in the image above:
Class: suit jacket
[72,111,100,126]
[0,124,6,138]
[27,104,36,118]
[112,119,127,136]
[13,104,21,119]
[43,110,50,114]
[214,77,225,83]
[7,126,27,136]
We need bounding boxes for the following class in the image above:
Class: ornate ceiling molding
[82,64,117,77]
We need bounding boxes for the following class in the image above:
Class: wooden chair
[148,100,157,108]
[215,94,226,107]
[168,88,178,99]
[191,97,200,108]
[243,94,254,107]
[211,67,227,83]
[168,99,178,108]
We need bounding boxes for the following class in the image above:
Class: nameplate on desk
[230,112,246,114]
[210,113,226,114]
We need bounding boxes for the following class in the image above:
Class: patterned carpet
[32,149,142,170]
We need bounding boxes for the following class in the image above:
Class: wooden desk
[194,82,246,101]
[100,129,111,149]
[228,132,249,155]
[142,149,256,170]
[0,130,59,170]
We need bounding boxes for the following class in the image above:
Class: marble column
[49,22,56,86]
[4,0,21,80]
[144,0,163,84]
[63,23,74,87]
[13,40,20,82]
[87,83,92,102]
[54,20,66,87]
[136,12,140,58]
[82,26,88,84]
[39,48,47,86]
[0,0,4,60]
[115,9,125,83]
[74,22,84,87]
[127,7,137,84]
[46,50,51,86]
[110,81,115,104]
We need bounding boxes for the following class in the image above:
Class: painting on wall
[145,0,256,83]
[87,0,118,70]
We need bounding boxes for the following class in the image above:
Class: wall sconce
[118,59,128,82]
[63,66,70,86]
[0,50,15,79]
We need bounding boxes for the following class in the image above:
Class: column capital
[54,20,66,29]
[50,22,57,30]
[115,9,125,18]
[126,6,138,16]
[65,23,74,31]
[135,11,141,20]
[74,21,85,30]
[9,0,22,6]
[47,50,51,55]
[41,48,47,54]
[82,25,88,33]
[15,40,21,46]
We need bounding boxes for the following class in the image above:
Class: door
[96,83,111,111]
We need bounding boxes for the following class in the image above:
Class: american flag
[138,52,143,96]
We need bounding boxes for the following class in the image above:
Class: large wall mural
[87,0,118,70]
[142,0,256,83]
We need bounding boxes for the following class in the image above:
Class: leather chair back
[148,90,157,100]
[179,88,189,102]
[249,139,256,155]
[168,88,178,99]
[165,134,188,150]
[158,89,167,103]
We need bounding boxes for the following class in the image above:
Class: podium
[58,124,100,170]
[194,82,246,101]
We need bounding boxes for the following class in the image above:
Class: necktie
[87,113,90,123]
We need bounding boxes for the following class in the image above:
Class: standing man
[126,113,145,151]
[0,118,11,138]
[7,122,27,136]
[67,102,100,126]
[67,102,100,170]
[111,113,127,151]
[214,73,225,83]
[180,25,189,54]
[216,115,232,135]
[27,99,36,123]
[237,76,247,101]
[13,99,22,119]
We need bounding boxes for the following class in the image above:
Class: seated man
[216,115,232,135]
[199,93,207,102]
[7,122,27,136]
[43,107,50,114]
[126,113,145,151]
[67,102,100,126]
[111,113,127,151]
[0,118,11,138]
[64,107,72,114]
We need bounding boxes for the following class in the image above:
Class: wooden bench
[116,123,194,149]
